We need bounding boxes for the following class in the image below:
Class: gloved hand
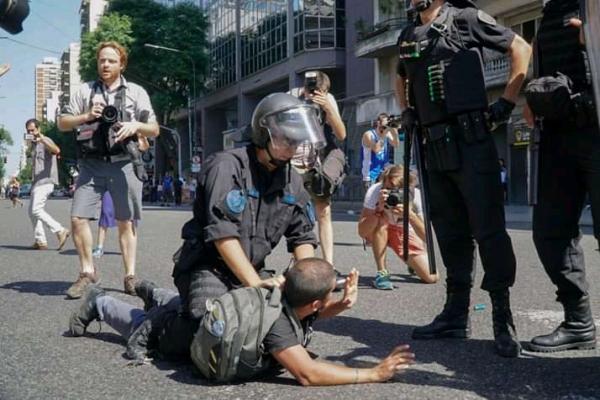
[488,97,515,129]
[400,107,418,131]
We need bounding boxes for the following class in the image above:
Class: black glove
[400,107,418,131]
[488,97,515,129]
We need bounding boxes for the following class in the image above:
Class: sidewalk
[332,201,595,227]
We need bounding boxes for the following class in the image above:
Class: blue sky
[0,0,81,177]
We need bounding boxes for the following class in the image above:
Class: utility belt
[423,110,489,171]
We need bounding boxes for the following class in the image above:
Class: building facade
[34,57,62,123]
[80,0,108,34]
[60,42,82,111]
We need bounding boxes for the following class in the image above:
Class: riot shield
[582,0,600,124]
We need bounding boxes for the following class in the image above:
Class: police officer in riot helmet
[525,0,599,353]
[395,0,532,357]
[171,93,324,321]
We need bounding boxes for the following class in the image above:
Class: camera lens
[101,105,119,123]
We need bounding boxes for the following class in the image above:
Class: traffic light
[0,0,29,34]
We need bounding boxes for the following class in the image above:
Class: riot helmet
[407,0,434,12]
[251,92,326,151]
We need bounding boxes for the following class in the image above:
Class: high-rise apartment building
[61,42,82,109]
[34,57,61,122]
[80,0,108,34]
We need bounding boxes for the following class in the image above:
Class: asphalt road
[1,198,599,400]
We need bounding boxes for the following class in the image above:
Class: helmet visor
[260,105,326,150]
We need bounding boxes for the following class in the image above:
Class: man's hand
[568,18,585,45]
[260,275,286,289]
[488,97,515,129]
[372,345,415,382]
[115,121,142,143]
[86,103,104,122]
[340,268,359,309]
[308,89,334,114]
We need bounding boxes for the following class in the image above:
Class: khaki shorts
[71,158,142,221]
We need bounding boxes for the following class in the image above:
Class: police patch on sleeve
[477,10,497,26]
[226,189,246,214]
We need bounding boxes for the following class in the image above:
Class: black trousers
[532,122,600,304]
[426,129,516,293]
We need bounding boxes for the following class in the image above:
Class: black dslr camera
[305,71,318,94]
[386,115,402,128]
[385,189,404,208]
[102,106,148,182]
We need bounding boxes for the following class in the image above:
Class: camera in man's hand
[305,71,318,95]
[385,189,404,208]
[386,115,402,129]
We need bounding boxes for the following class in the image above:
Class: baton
[410,124,437,276]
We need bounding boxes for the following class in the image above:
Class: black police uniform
[397,3,516,296]
[529,0,598,351]
[172,145,317,319]
[397,2,520,357]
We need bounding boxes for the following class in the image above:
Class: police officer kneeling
[395,0,532,357]
[173,93,324,321]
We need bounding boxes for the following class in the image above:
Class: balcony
[354,17,409,59]
[484,54,534,89]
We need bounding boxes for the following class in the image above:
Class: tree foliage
[0,125,14,182]
[79,0,209,125]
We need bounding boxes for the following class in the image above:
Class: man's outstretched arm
[273,343,414,386]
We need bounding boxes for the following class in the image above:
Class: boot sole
[527,340,596,353]
[412,329,471,340]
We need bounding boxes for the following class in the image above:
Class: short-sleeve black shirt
[263,307,313,354]
[396,4,515,77]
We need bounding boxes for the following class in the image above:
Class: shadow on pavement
[317,315,600,399]
[59,249,121,256]
[1,245,37,251]
[0,280,72,296]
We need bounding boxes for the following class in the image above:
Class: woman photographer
[358,165,438,289]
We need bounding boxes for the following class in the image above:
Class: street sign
[191,163,201,173]
[192,155,201,164]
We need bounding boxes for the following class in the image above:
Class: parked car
[51,187,69,198]
[19,183,32,197]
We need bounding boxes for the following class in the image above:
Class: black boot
[490,289,521,358]
[412,289,471,339]
[135,279,158,312]
[69,285,106,337]
[529,296,596,352]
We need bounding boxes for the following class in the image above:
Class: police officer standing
[172,93,322,320]
[525,0,599,353]
[395,0,531,357]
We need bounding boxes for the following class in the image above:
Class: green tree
[18,161,32,184]
[0,125,14,182]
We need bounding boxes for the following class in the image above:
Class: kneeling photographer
[358,165,438,290]
[58,41,159,299]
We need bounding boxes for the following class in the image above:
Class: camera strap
[88,77,127,113]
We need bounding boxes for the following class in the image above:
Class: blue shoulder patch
[226,189,246,214]
[306,201,316,224]
[282,193,296,205]
[248,188,260,198]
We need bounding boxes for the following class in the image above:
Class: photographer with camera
[358,165,438,289]
[361,113,400,190]
[58,41,159,299]
[289,71,346,268]
[25,118,70,250]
